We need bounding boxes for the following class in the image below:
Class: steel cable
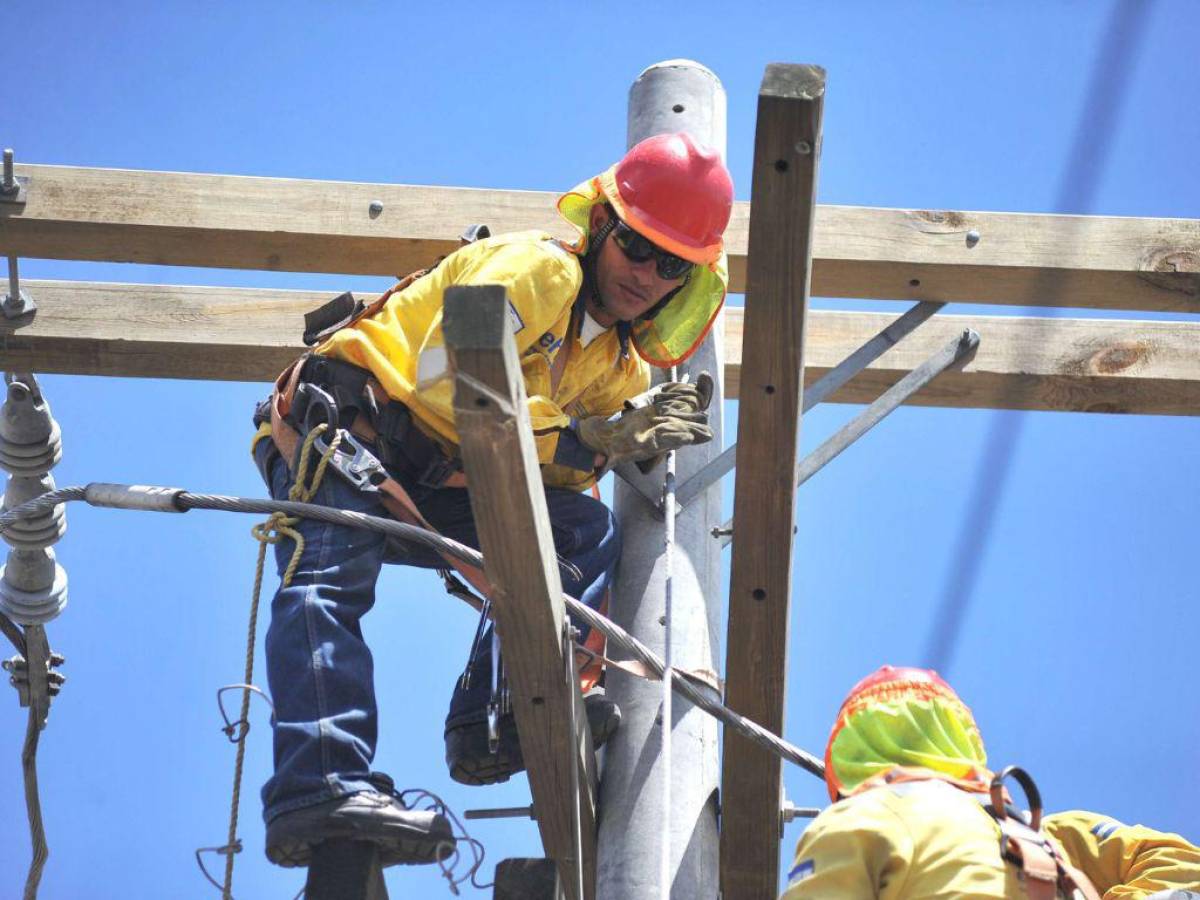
[0,484,826,779]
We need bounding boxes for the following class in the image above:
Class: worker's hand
[623,374,714,417]
[578,387,713,470]
[621,373,715,473]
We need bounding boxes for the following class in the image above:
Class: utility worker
[250,132,734,868]
[782,666,1200,899]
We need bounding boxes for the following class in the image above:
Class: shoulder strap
[302,223,493,347]
[984,766,1102,900]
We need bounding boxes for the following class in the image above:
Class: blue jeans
[253,437,619,823]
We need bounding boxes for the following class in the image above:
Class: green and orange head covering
[824,665,991,801]
[557,132,732,368]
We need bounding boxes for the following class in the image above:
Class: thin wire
[0,609,26,655]
[564,627,585,900]
[396,787,494,894]
[21,699,47,899]
[924,0,1157,674]
[17,626,51,900]
[660,366,678,900]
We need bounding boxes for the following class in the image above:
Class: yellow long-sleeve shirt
[781,779,1200,899]
[266,230,650,491]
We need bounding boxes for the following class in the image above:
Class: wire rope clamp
[83,483,187,513]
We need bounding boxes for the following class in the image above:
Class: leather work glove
[578,373,715,472]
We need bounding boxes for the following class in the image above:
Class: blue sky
[3,1,1198,897]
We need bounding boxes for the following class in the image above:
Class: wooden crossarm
[2,163,1197,312]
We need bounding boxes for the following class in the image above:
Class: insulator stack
[0,374,68,625]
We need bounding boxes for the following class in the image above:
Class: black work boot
[445,686,622,786]
[265,777,455,868]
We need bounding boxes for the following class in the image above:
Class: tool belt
[268,353,465,490]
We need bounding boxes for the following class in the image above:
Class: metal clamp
[4,647,65,709]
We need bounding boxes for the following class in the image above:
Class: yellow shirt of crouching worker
[316,230,650,491]
[781,779,1200,899]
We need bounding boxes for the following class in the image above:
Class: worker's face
[587,205,688,326]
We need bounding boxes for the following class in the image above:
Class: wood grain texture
[443,286,596,900]
[720,63,825,900]
[5,280,1197,415]
[3,163,1198,311]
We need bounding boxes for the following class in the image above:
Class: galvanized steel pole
[598,60,726,900]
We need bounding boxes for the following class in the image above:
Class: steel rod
[718,329,980,547]
[674,300,945,509]
[659,371,678,900]
[463,805,535,821]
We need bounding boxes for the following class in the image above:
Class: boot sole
[267,811,454,868]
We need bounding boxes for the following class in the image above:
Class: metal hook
[216,683,275,743]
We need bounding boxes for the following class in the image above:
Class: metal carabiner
[311,428,389,494]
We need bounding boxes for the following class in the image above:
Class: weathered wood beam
[720,63,825,900]
[443,285,597,900]
[5,280,1198,415]
[2,163,1197,312]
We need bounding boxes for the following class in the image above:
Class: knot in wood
[907,209,970,234]
[1137,247,1200,303]
[1090,340,1149,375]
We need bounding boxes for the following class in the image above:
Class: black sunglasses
[611,218,693,281]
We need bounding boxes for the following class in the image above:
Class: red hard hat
[840,666,958,706]
[604,132,733,265]
[824,666,985,801]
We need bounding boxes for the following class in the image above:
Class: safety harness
[861,766,1101,900]
[258,224,612,699]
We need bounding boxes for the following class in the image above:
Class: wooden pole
[720,63,825,899]
[443,285,598,900]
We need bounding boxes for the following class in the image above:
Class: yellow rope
[222,425,343,899]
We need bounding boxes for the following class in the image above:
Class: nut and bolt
[1,149,17,196]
